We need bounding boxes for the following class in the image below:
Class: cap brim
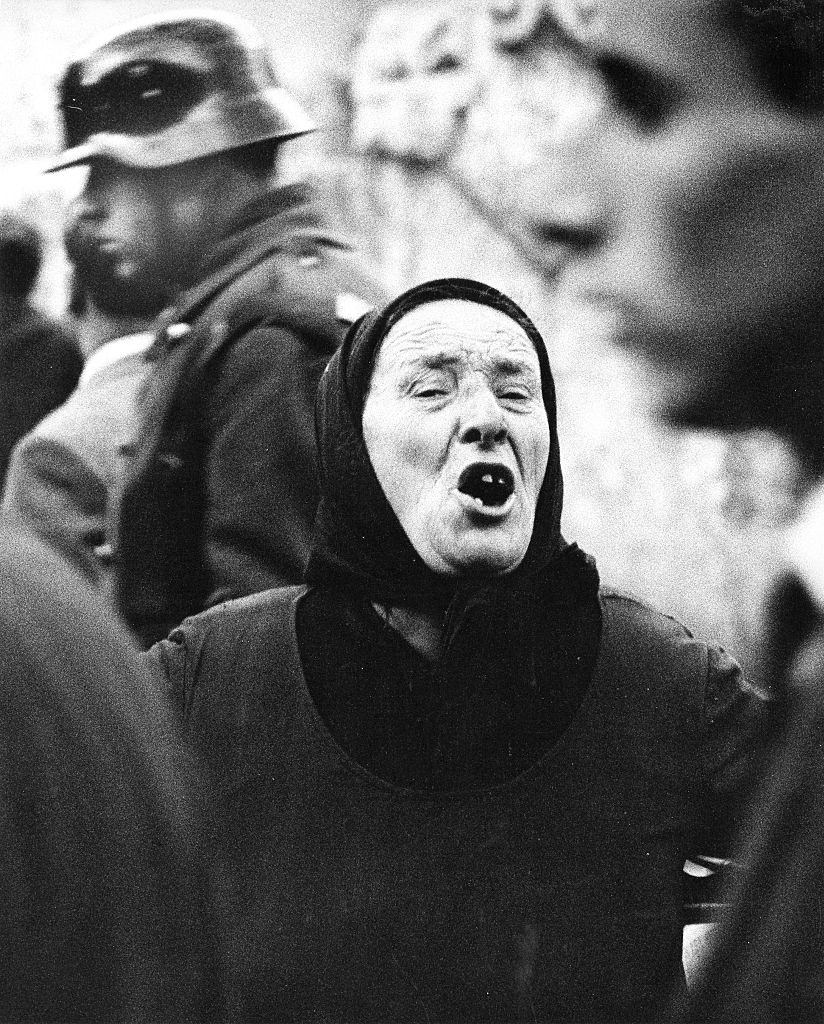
[45,93,316,172]
[45,141,101,173]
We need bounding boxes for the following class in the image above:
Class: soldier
[48,10,386,646]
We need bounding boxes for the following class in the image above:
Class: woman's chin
[428,534,529,578]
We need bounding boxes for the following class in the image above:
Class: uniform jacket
[3,334,151,581]
[111,182,387,646]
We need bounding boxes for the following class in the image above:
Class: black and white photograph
[0,0,822,1020]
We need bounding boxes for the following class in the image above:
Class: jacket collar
[195,180,325,279]
[153,180,350,351]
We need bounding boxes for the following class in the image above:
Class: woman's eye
[413,376,451,398]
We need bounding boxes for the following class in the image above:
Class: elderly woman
[150,279,770,1022]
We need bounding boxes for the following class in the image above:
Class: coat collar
[152,180,350,353]
[195,180,326,279]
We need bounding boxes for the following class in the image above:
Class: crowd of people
[1,2,823,1021]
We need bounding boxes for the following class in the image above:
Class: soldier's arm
[2,433,108,583]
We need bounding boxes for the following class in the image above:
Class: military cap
[49,9,315,171]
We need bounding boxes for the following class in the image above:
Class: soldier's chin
[86,274,167,318]
[66,233,168,317]
[71,257,168,318]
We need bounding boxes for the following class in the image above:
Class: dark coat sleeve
[696,645,777,848]
[200,323,327,608]
[680,642,778,932]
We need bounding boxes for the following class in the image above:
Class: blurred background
[1,0,800,681]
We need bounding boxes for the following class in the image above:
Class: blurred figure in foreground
[149,280,772,1022]
[48,10,385,646]
[515,0,824,1018]
[0,517,219,1022]
[0,212,82,488]
[3,205,163,579]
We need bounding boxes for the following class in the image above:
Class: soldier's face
[538,0,824,429]
[67,158,214,311]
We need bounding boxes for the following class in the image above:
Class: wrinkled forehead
[375,298,543,378]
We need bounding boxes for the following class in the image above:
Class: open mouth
[457,463,515,509]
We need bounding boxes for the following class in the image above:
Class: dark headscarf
[306,278,599,687]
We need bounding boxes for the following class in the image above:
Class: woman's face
[362,298,550,577]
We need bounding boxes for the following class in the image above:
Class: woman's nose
[459,387,508,447]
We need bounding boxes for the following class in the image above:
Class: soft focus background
[1,0,800,681]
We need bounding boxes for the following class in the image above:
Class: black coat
[0,306,81,486]
[148,585,773,1023]
[110,183,387,646]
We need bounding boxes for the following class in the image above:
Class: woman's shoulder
[154,585,306,695]
[173,584,305,642]
[148,586,308,741]
[599,587,700,643]
[593,587,761,736]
